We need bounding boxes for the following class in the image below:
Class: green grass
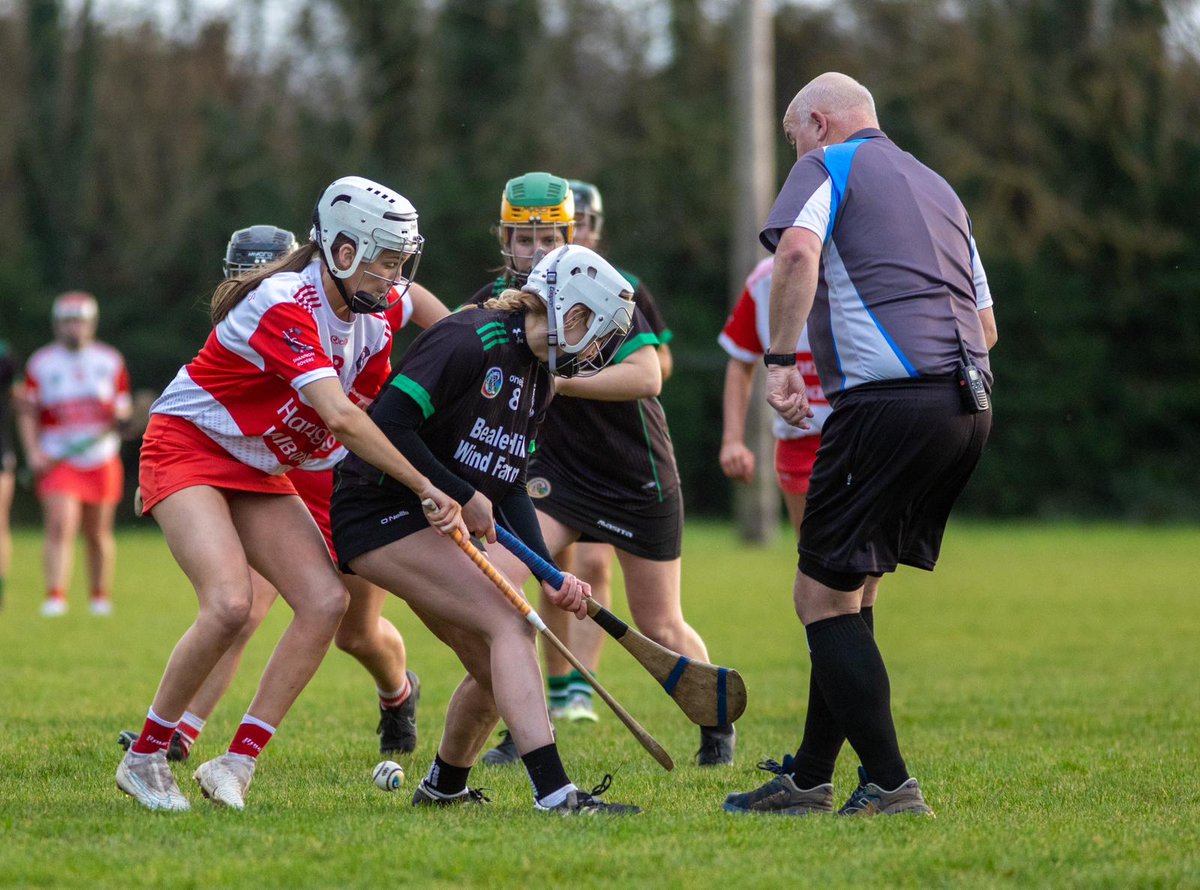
[2,522,1199,888]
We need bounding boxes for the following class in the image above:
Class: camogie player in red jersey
[115,177,464,812]
[118,226,451,764]
[18,292,132,617]
[719,257,831,537]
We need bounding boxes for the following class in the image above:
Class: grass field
[2,521,1199,888]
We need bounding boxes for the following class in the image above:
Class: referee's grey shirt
[761,128,993,399]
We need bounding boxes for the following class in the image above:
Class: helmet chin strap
[329,265,386,314]
[542,249,575,378]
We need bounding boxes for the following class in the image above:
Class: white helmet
[521,245,635,378]
[312,176,425,313]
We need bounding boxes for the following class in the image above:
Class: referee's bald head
[784,72,879,149]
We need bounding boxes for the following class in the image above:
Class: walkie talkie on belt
[955,328,990,414]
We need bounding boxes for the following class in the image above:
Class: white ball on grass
[373,760,405,792]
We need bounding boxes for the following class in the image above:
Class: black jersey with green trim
[620,271,673,346]
[337,308,552,505]
[530,305,680,505]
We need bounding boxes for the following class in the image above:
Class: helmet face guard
[313,176,425,314]
[499,172,575,283]
[522,245,635,379]
[223,225,298,278]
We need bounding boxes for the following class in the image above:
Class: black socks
[521,743,572,801]
[427,753,470,796]
[792,608,908,791]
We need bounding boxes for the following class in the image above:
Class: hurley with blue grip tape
[494,525,748,727]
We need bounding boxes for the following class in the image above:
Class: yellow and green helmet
[498,172,575,279]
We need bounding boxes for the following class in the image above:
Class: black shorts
[527,469,683,561]
[330,484,428,574]
[799,377,991,576]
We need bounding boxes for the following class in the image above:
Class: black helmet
[223,225,299,278]
[568,180,604,241]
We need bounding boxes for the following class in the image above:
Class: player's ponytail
[482,289,546,316]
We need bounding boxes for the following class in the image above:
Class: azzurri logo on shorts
[481,367,503,399]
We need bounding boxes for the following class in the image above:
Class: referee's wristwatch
[762,352,797,367]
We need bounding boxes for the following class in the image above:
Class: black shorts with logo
[799,376,991,576]
[527,469,683,561]
[330,481,429,574]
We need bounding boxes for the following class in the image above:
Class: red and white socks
[130,708,178,755]
[174,712,205,758]
[228,714,276,759]
[378,675,412,710]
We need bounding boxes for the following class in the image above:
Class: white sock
[180,711,206,733]
[535,783,577,809]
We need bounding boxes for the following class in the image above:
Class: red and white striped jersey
[152,259,392,474]
[24,341,131,468]
[383,287,414,332]
[718,256,831,440]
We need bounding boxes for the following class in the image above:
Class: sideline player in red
[331,244,641,813]
[118,226,451,763]
[18,292,131,617]
[719,257,830,537]
[115,177,464,812]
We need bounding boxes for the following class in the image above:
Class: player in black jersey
[331,245,643,814]
[0,340,17,610]
[475,179,737,767]
[542,180,678,724]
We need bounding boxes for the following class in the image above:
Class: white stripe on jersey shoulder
[790,178,833,242]
[717,331,760,364]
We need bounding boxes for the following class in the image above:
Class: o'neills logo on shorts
[481,367,503,399]
[527,477,551,498]
[380,510,410,525]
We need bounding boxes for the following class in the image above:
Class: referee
[724,72,996,817]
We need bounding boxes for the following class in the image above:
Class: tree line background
[1,0,1198,523]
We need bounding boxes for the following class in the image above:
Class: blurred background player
[0,338,16,611]
[18,292,132,617]
[115,177,463,812]
[718,257,829,536]
[476,175,736,767]
[538,179,676,724]
[119,225,450,763]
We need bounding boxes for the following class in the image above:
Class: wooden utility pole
[730,0,777,543]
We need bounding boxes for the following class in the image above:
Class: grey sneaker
[411,778,490,806]
[723,756,833,815]
[481,729,520,766]
[378,670,420,755]
[695,725,736,766]
[535,775,640,815]
[194,753,256,810]
[116,749,190,812]
[837,766,934,817]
